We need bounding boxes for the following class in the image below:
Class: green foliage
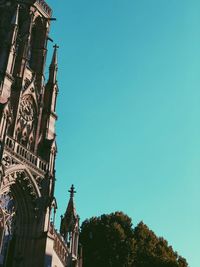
[133,222,188,267]
[80,212,135,267]
[80,212,188,267]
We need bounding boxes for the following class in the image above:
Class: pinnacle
[11,5,19,26]
[50,44,59,68]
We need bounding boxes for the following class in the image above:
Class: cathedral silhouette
[0,0,82,266]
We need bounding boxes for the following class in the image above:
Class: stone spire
[11,4,19,26]
[48,44,58,84]
[60,185,79,236]
[8,4,19,51]
[0,4,20,103]
[42,44,59,141]
[60,184,80,259]
[7,4,19,70]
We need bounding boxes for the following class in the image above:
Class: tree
[133,222,188,267]
[80,212,188,267]
[80,211,135,267]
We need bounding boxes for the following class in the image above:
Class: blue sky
[47,1,200,266]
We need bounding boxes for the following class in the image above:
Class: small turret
[60,185,80,260]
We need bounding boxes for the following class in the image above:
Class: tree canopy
[133,222,188,267]
[80,212,188,267]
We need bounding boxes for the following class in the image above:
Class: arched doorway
[0,165,42,267]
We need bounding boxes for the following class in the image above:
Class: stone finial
[68,184,76,199]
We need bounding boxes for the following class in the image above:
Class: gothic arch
[0,165,42,230]
[0,165,44,266]
[3,164,41,197]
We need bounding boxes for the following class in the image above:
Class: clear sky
[47,1,200,266]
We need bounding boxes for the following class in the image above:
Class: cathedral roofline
[35,0,52,17]
[17,0,52,17]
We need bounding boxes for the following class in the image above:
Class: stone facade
[0,1,82,266]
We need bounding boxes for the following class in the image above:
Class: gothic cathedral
[0,0,81,266]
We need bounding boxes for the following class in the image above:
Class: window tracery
[0,192,15,265]
[15,94,36,150]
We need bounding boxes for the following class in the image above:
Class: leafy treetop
[80,212,188,267]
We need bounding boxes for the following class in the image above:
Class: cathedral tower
[0,1,81,266]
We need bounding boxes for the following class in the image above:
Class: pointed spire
[60,185,80,257]
[11,5,19,26]
[65,184,77,218]
[50,44,58,67]
[60,184,78,238]
[2,4,19,76]
[48,44,58,84]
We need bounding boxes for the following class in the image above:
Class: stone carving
[0,193,15,234]
[19,95,35,122]
[2,156,11,168]
[2,154,17,168]
[15,95,36,148]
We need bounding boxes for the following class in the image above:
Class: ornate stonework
[0,1,82,266]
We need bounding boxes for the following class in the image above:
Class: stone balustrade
[52,225,69,266]
[5,135,48,173]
